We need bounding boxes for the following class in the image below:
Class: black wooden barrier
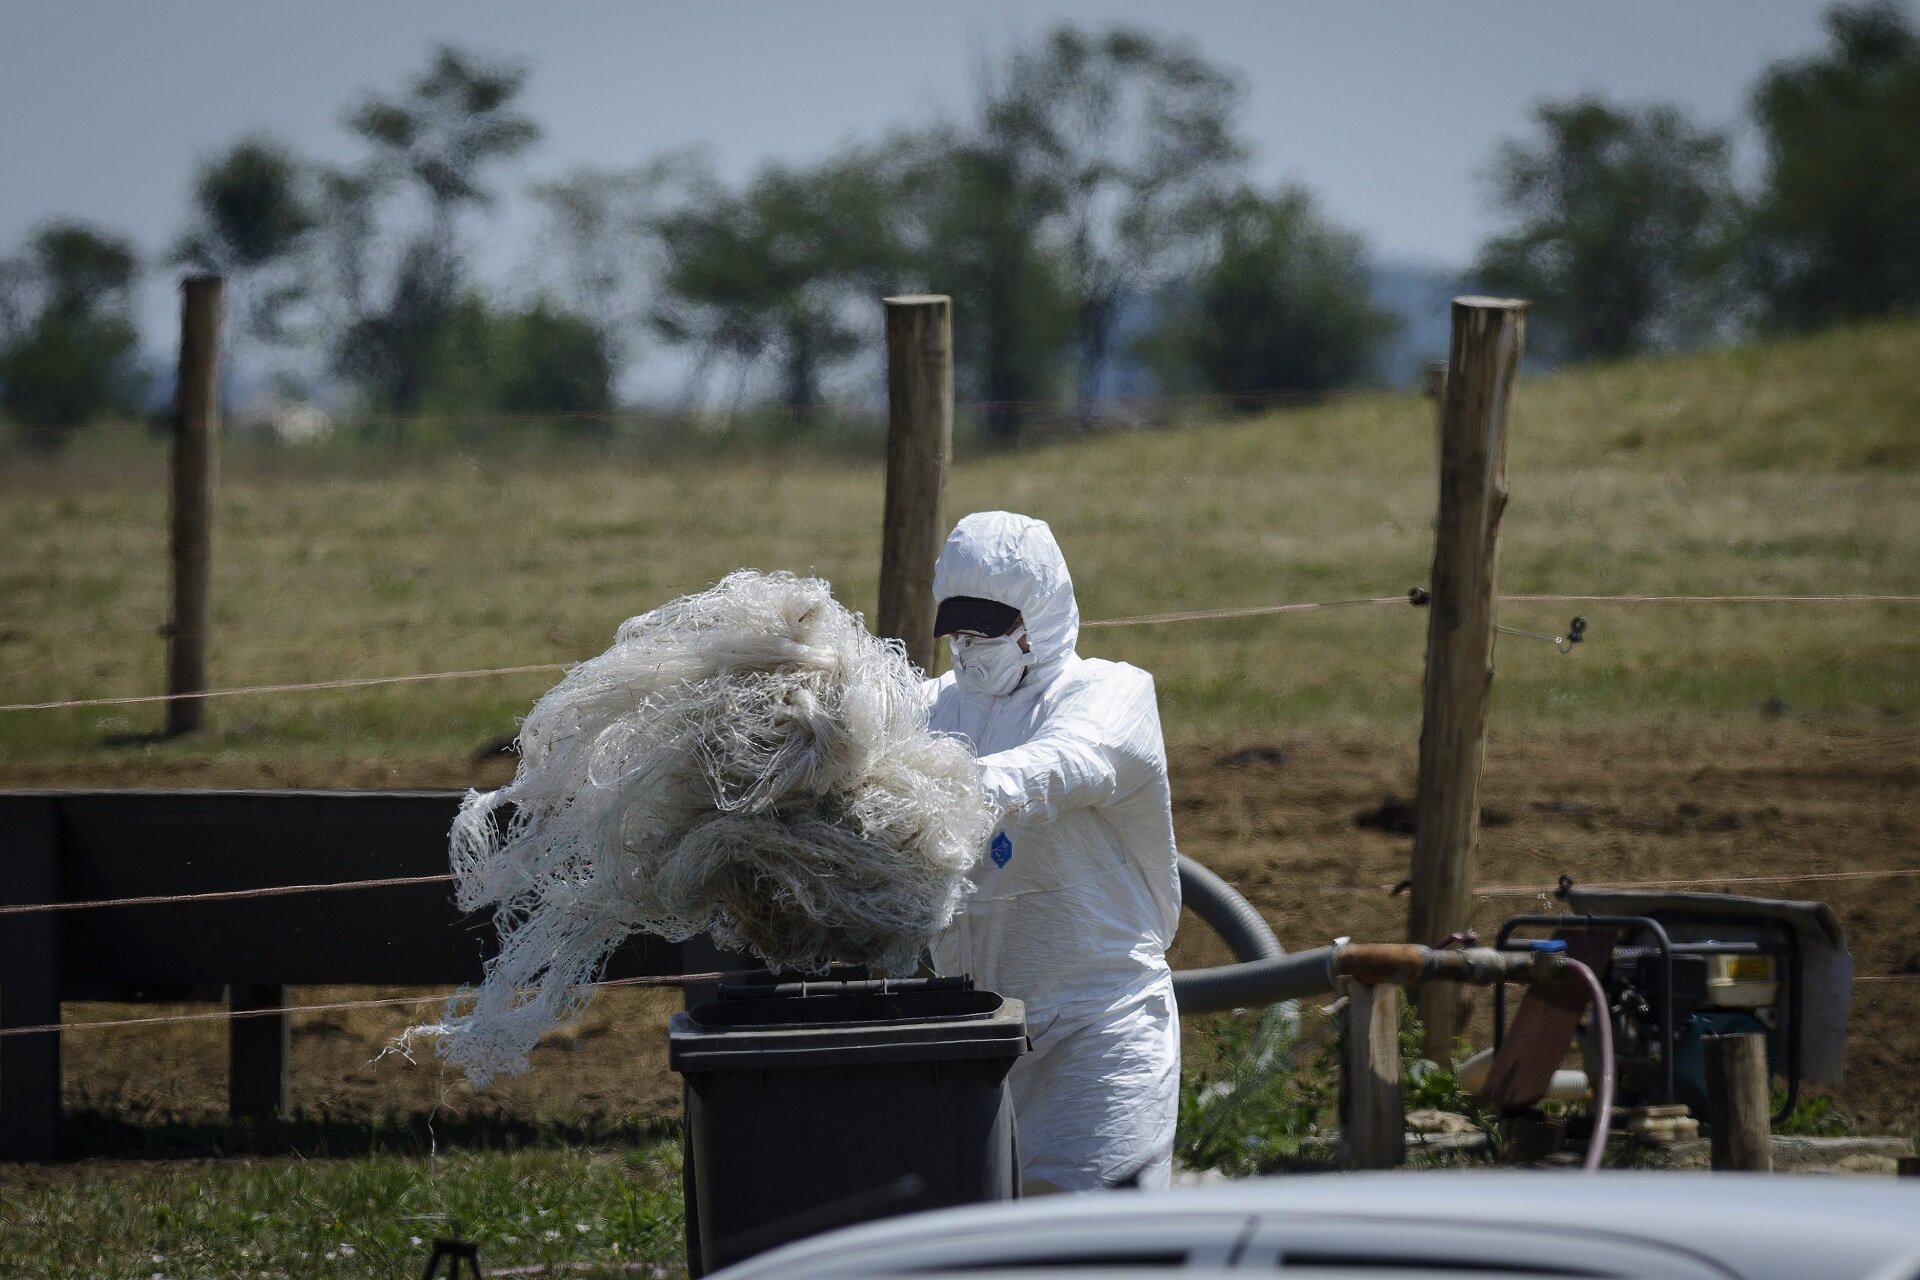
[0,791,690,1161]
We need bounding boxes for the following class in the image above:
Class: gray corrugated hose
[1177,856,1283,963]
[1173,855,1329,1021]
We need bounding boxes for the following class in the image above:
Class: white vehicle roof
[709,1171,1920,1280]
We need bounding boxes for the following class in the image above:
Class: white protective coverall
[922,511,1182,1192]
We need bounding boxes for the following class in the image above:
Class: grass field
[2,319,1918,1278]
[0,1143,686,1277]
[4,319,1917,771]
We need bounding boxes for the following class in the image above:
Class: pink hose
[1563,956,1616,1170]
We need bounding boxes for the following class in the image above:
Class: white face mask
[950,630,1032,696]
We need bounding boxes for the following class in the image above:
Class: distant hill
[1088,258,1482,400]
[1368,259,1465,387]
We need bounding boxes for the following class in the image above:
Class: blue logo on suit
[990,832,1014,867]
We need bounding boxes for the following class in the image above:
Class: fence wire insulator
[1496,614,1589,654]
[1414,586,1587,653]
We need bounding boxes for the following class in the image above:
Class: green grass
[1774,1087,1855,1138]
[0,1143,687,1279]
[2,318,1917,770]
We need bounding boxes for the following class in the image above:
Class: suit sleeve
[974,668,1165,827]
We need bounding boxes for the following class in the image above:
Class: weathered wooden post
[1340,980,1406,1169]
[878,294,953,674]
[167,275,223,737]
[1408,297,1527,1066]
[1705,1033,1773,1171]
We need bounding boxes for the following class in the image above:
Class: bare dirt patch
[1164,723,1920,1135]
[16,723,1919,1141]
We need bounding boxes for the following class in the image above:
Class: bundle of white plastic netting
[414,570,991,1085]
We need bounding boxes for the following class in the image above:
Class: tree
[1004,27,1248,411]
[0,221,141,450]
[890,25,1246,440]
[344,45,541,246]
[530,150,704,386]
[406,294,616,425]
[332,238,457,416]
[172,135,317,383]
[494,300,616,420]
[314,165,382,336]
[1748,0,1920,329]
[650,149,905,420]
[1473,96,1737,361]
[335,45,541,411]
[895,116,1075,444]
[1143,186,1398,403]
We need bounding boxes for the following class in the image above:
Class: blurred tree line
[3,3,1917,451]
[1473,0,1920,362]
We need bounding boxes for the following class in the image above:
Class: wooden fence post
[878,295,953,675]
[1408,296,1527,1067]
[1340,981,1406,1170]
[1706,1033,1773,1171]
[167,275,223,737]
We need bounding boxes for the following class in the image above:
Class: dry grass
[2,318,1917,772]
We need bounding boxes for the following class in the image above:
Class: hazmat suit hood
[932,511,1080,668]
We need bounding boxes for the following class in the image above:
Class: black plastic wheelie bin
[669,975,1027,1275]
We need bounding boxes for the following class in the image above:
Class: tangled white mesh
[412,570,991,1085]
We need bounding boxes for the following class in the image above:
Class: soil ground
[14,723,1918,1143]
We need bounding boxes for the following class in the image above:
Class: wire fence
[0,859,1911,1046]
[1471,867,1920,896]
[0,971,770,1042]
[1,584,1915,1046]
[5,589,1917,715]
[0,871,457,917]
[3,956,1913,1044]
[11,864,1920,923]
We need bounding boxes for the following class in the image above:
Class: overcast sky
[0,0,1884,374]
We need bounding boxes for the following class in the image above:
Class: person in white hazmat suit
[922,510,1182,1194]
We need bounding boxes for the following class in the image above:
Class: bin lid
[669,985,1028,1072]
